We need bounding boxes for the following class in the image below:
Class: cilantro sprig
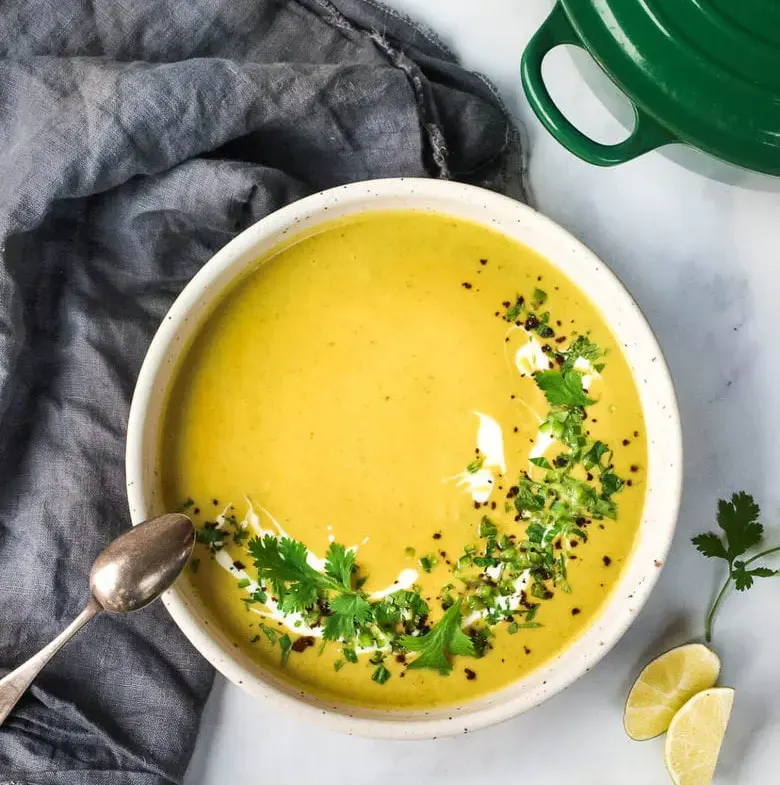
[693,492,780,642]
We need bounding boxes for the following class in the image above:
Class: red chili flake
[480,258,488,265]
[464,668,477,681]
[622,439,631,446]
[571,608,581,616]
[474,501,482,509]
[433,532,442,540]
[461,282,473,289]
[291,636,315,653]
[502,300,511,308]
[630,465,639,473]
[603,556,612,567]
[633,430,639,437]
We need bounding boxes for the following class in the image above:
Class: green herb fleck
[372,664,391,685]
[279,633,292,666]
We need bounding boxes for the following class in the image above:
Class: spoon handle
[0,596,102,727]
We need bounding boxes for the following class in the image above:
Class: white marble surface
[184,1,780,782]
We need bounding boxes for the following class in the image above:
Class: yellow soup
[161,211,646,709]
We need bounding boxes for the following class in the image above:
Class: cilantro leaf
[732,561,777,591]
[717,491,763,560]
[535,370,594,408]
[399,599,476,675]
[323,593,372,642]
[692,532,728,561]
[324,543,355,589]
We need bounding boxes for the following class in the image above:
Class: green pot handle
[521,2,675,166]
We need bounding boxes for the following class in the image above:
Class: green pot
[521,0,780,177]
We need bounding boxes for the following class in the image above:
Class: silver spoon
[0,512,194,727]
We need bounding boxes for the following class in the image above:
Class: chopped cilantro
[372,664,391,685]
[279,633,292,666]
[466,457,485,474]
[532,288,548,309]
[505,296,524,322]
[194,524,225,553]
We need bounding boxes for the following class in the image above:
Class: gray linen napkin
[0,1,526,782]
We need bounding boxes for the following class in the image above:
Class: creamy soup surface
[161,211,646,709]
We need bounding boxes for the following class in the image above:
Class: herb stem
[705,572,732,644]
[744,545,780,566]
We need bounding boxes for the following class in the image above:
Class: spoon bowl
[91,513,194,613]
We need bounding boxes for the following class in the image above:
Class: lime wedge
[624,643,720,740]
[665,687,734,785]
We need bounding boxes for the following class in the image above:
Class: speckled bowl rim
[126,178,682,740]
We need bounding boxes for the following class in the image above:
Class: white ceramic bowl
[125,178,682,739]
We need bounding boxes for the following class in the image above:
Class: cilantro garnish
[194,523,225,553]
[371,664,391,684]
[505,296,524,322]
[466,457,484,474]
[532,288,547,309]
[535,369,594,408]
[400,599,477,675]
[279,633,292,666]
[692,492,780,641]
